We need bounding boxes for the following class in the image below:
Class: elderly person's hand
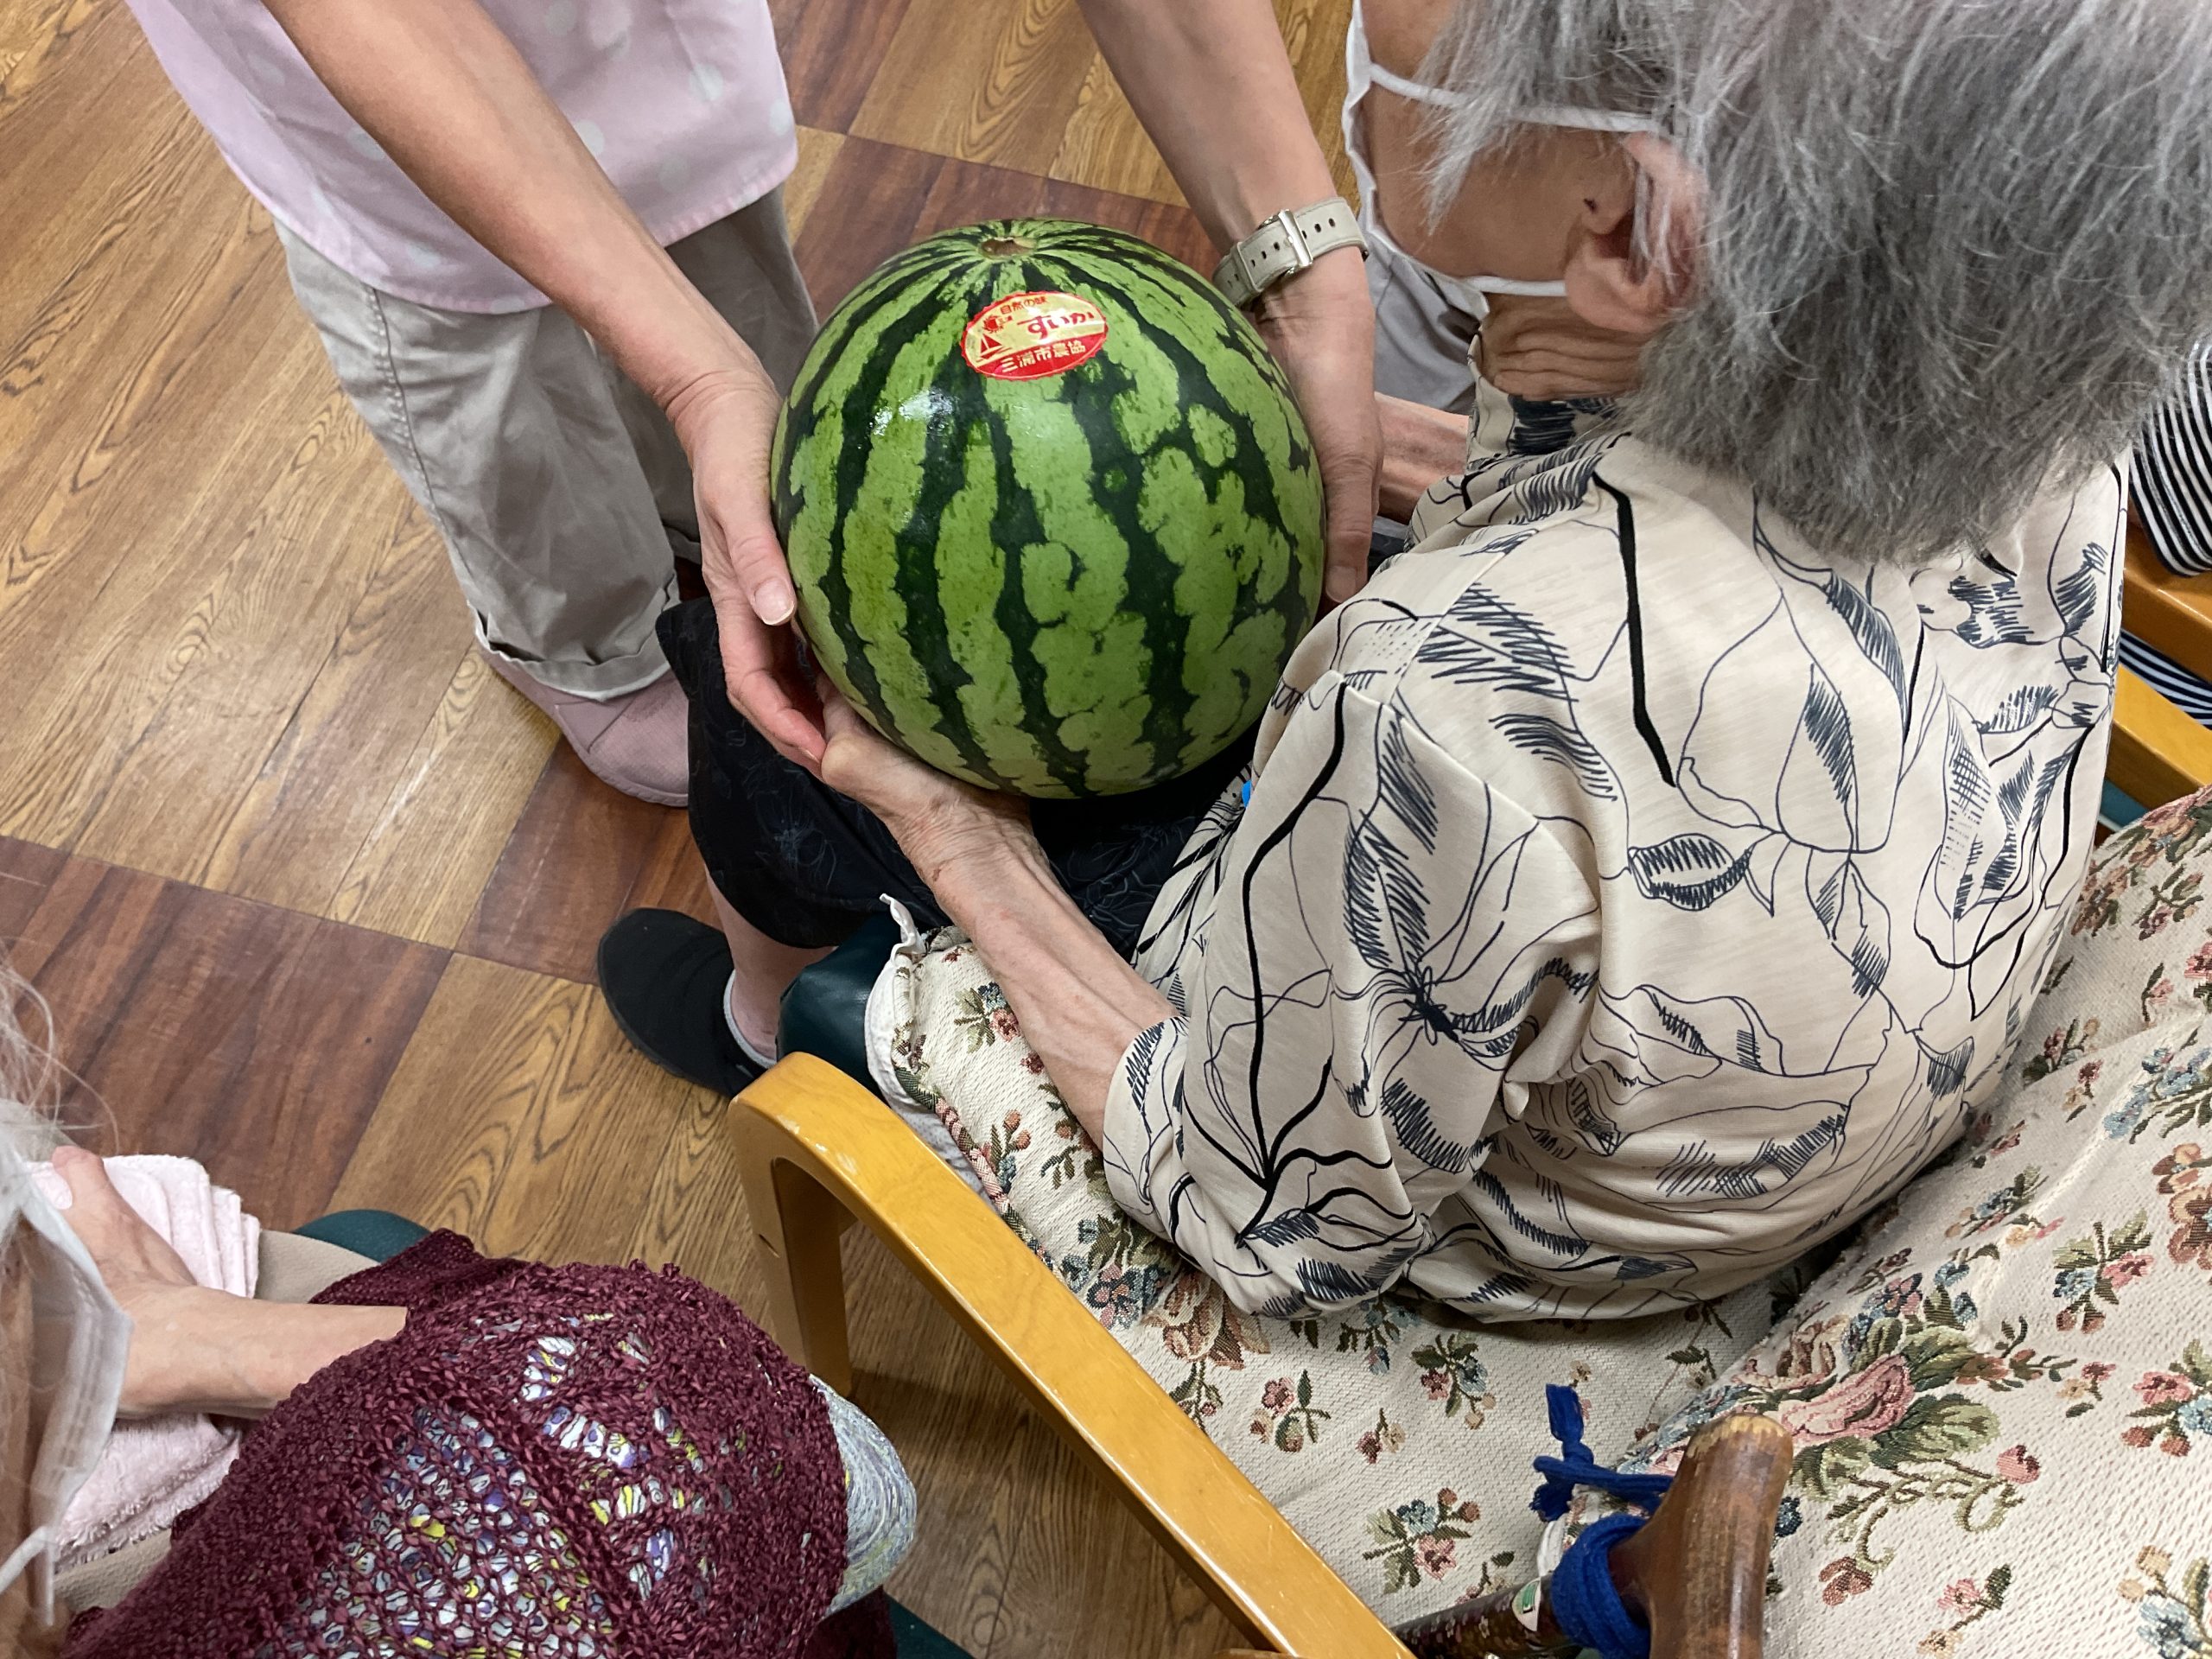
[817,687,1172,1132]
[1376,393,1471,522]
[817,690,1033,883]
[1476,292,1647,402]
[50,1147,403,1419]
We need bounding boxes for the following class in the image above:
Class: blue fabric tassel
[1529,1384,1674,1659]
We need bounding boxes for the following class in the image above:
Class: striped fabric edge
[2119,629,2212,727]
[2135,341,2212,577]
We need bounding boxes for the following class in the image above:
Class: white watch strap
[1213,197,1366,309]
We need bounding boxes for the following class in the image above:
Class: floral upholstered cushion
[1620,792,2212,1657]
[876,938,1801,1624]
[873,791,2212,1649]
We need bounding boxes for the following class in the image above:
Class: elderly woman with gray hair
[0,965,917,1655]
[609,0,2212,1325]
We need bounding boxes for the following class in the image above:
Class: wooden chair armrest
[732,1054,1408,1659]
[2111,665,2212,810]
[2122,515,2212,677]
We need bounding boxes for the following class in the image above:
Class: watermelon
[770,218,1325,798]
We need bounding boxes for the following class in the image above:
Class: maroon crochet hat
[67,1233,848,1658]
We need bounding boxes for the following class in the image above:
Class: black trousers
[658,599,1251,956]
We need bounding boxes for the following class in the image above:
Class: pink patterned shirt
[124,0,798,313]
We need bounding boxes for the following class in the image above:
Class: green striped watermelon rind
[770,217,1325,798]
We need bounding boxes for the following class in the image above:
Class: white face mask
[1343,0,1657,320]
[0,1150,128,1624]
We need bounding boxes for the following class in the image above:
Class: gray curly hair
[1425,0,2212,563]
[0,959,64,1161]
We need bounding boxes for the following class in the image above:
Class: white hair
[1425,0,2212,562]
[0,959,66,1162]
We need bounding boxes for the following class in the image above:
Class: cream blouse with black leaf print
[1102,379,2123,1321]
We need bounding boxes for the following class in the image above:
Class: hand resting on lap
[49,1147,404,1419]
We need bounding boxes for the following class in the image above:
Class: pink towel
[30,1155,259,1567]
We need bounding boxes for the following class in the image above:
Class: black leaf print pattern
[1492,712,1619,800]
[1382,1079,1481,1173]
[1376,718,1440,853]
[1652,1114,1848,1201]
[1946,557,2035,647]
[2053,538,2107,635]
[1980,683,2059,735]
[1765,529,1910,712]
[1802,662,1858,828]
[1098,386,2119,1323]
[1627,834,1754,911]
[1419,582,1575,696]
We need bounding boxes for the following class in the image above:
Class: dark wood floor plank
[913,156,1052,237]
[768,0,914,135]
[459,745,714,983]
[794,134,1217,313]
[792,137,948,312]
[0,835,67,947]
[6,855,445,1227]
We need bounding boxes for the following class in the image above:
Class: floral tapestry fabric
[878,924,1790,1626]
[1102,374,2123,1323]
[876,788,2212,1645]
[1622,790,2212,1656]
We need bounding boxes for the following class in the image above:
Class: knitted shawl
[65,1233,849,1658]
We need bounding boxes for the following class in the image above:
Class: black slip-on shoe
[596,908,764,1096]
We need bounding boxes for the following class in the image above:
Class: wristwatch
[1212,197,1366,310]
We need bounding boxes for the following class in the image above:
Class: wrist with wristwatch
[1212,196,1366,310]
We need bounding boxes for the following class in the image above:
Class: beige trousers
[280,191,817,698]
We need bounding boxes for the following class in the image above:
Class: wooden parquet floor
[1,0,1353,1653]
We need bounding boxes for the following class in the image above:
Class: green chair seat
[776,912,901,1089]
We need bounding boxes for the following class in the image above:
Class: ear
[1561,131,1705,340]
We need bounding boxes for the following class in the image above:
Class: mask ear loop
[0,1528,53,1622]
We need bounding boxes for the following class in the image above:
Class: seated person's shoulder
[1349,448,1759,685]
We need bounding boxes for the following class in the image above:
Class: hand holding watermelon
[666,356,830,771]
[1242,245,1382,607]
[817,683,1032,888]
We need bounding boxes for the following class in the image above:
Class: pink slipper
[482,650,690,806]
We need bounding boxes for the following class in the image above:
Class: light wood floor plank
[849,0,1097,176]
[0,0,178,348]
[0,0,104,107]
[0,318,358,854]
[328,953,706,1258]
[69,387,402,879]
[785,124,846,239]
[198,502,474,915]
[321,651,556,946]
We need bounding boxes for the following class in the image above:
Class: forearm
[258,0,749,412]
[1076,0,1338,248]
[135,1288,404,1418]
[918,829,1171,1140]
[1376,393,1471,520]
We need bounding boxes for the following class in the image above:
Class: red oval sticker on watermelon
[961,290,1109,381]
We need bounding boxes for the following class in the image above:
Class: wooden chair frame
[733,577,2212,1659]
[2115,517,2212,810]
[732,1052,1413,1659]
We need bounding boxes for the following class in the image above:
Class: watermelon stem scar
[980,235,1034,258]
